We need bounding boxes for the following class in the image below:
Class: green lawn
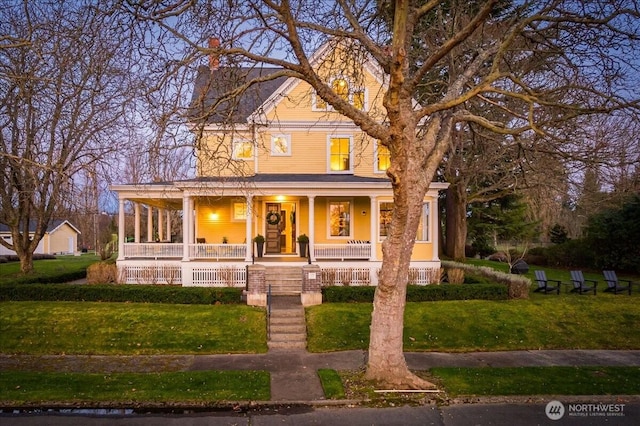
[429,367,640,396]
[307,294,640,352]
[0,254,100,284]
[0,370,270,404]
[0,301,267,355]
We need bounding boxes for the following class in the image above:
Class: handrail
[267,284,272,341]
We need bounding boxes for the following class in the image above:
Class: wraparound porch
[121,242,373,261]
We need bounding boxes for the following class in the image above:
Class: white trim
[327,135,354,173]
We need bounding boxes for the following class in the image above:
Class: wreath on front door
[266,211,281,225]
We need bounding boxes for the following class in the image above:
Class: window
[376,141,390,172]
[271,134,291,156]
[379,202,393,238]
[329,201,351,237]
[232,202,247,221]
[378,202,430,241]
[416,203,430,241]
[329,137,351,172]
[232,139,254,160]
[313,77,366,111]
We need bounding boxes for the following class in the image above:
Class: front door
[265,203,281,254]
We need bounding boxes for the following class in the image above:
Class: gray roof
[190,65,288,124]
[0,219,79,234]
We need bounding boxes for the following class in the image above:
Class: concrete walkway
[2,349,640,403]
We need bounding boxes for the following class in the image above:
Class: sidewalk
[2,349,640,403]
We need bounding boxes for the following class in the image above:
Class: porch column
[182,194,191,261]
[117,198,125,260]
[188,198,195,246]
[158,208,164,241]
[147,206,153,242]
[134,203,141,243]
[245,194,253,261]
[307,195,315,261]
[369,196,377,261]
[166,210,171,243]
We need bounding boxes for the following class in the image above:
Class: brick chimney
[208,37,220,71]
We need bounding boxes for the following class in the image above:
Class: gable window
[375,141,391,173]
[313,77,366,111]
[271,134,291,156]
[329,200,351,237]
[378,202,430,241]
[232,139,254,160]
[329,136,352,172]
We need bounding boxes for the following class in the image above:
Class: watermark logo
[545,400,626,419]
[546,400,565,420]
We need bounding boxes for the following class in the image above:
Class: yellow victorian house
[111,41,447,305]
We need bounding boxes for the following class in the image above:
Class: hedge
[322,283,508,303]
[0,283,244,305]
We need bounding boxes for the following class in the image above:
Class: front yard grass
[0,301,267,355]
[428,366,640,397]
[0,370,270,405]
[306,294,640,352]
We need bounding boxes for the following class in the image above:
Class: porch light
[209,212,219,221]
[276,195,286,201]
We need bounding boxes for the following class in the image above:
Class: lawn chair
[569,270,597,295]
[533,270,561,294]
[603,270,632,295]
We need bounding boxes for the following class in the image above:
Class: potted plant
[297,233,309,257]
[253,234,265,257]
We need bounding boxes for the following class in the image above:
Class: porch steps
[268,296,306,350]
[265,266,303,296]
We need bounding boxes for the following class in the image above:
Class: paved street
[2,402,640,425]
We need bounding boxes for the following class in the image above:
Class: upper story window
[375,141,390,173]
[328,136,352,173]
[313,77,366,111]
[271,134,291,156]
[232,139,254,160]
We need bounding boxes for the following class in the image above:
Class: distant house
[0,220,81,256]
[110,40,448,305]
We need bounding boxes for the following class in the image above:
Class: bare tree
[122,0,640,387]
[0,0,139,272]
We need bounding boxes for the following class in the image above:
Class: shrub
[86,263,118,284]
[472,235,495,258]
[545,239,595,268]
[465,244,477,258]
[442,260,530,300]
[524,246,548,266]
[0,284,243,304]
[322,283,508,303]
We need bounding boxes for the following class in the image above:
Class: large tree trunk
[365,114,451,388]
[445,183,468,261]
[19,250,34,274]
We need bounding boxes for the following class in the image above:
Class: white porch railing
[189,244,246,259]
[123,243,183,258]
[314,243,371,260]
